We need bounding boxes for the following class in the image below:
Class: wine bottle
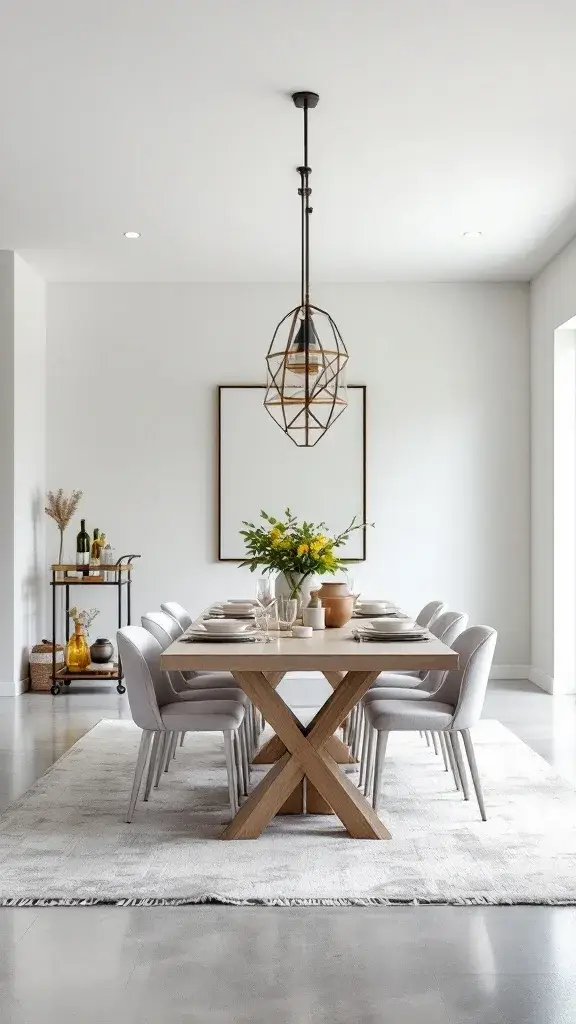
[76,519,91,577]
[90,528,101,576]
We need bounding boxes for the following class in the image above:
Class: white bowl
[359,602,397,615]
[204,619,250,634]
[368,617,416,633]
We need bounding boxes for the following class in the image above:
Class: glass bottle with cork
[76,519,90,578]
[90,528,101,577]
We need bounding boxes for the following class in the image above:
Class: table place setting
[352,598,406,619]
[351,616,430,642]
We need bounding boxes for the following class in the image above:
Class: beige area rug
[0,718,575,906]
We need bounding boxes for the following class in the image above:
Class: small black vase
[90,638,114,664]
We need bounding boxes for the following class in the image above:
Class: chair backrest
[415,600,447,628]
[160,601,192,631]
[141,611,189,693]
[420,611,469,689]
[431,610,469,647]
[141,611,182,649]
[433,625,497,728]
[117,627,171,730]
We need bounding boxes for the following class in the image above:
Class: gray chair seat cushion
[176,686,247,705]
[365,699,455,732]
[369,671,421,687]
[363,686,429,703]
[160,700,244,732]
[186,672,236,688]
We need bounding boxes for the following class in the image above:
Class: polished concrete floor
[0,679,574,1022]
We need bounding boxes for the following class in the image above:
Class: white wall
[0,252,46,692]
[531,238,576,691]
[13,255,46,683]
[0,253,15,685]
[46,282,530,669]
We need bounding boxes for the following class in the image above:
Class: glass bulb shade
[264,303,348,447]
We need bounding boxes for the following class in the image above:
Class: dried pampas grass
[45,488,83,563]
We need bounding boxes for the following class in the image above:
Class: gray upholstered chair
[416,600,447,628]
[363,625,497,820]
[140,611,251,794]
[160,601,193,631]
[359,610,470,769]
[351,610,468,762]
[117,626,246,822]
[141,611,240,692]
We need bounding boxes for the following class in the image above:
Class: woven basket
[30,641,65,692]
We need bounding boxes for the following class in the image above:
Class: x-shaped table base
[219,668,391,840]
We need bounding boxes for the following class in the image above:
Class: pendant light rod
[293,91,319,307]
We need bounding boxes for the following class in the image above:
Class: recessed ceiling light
[461,230,482,238]
[123,231,140,239]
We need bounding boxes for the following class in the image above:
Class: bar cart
[49,555,140,696]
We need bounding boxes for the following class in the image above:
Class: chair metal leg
[371,730,389,811]
[424,731,431,746]
[164,731,178,772]
[431,732,440,756]
[249,703,257,754]
[450,732,470,800]
[240,721,250,795]
[359,716,370,787]
[443,730,462,791]
[126,730,153,823]
[154,732,169,788]
[364,726,376,797]
[438,732,450,772]
[233,730,244,800]
[462,729,487,821]
[353,705,365,760]
[179,732,185,747]
[350,705,360,751]
[223,730,238,817]
[143,731,161,802]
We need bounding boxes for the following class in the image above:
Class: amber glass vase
[66,623,90,672]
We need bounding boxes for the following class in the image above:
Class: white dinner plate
[352,630,429,643]
[186,628,259,641]
[354,626,428,638]
[182,634,259,644]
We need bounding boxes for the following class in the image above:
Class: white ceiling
[2,0,576,282]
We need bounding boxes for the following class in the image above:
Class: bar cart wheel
[51,682,62,696]
[116,682,126,694]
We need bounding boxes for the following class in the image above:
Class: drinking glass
[277,596,298,633]
[256,577,276,637]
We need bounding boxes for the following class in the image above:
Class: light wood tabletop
[161,621,458,841]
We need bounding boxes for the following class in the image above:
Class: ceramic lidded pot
[316,582,354,628]
[90,638,114,664]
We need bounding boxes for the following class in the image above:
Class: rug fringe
[2,895,576,908]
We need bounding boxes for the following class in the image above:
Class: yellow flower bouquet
[239,508,370,600]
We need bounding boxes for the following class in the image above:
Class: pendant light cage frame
[264,90,348,447]
[265,303,348,447]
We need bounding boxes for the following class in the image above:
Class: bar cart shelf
[49,555,140,696]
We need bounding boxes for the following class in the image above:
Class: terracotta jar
[316,581,354,628]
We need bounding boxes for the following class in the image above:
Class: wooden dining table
[161,621,458,840]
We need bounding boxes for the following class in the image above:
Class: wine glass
[277,596,298,633]
[256,577,276,636]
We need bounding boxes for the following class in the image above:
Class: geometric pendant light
[264,91,349,446]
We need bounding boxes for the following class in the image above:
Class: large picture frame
[218,384,367,562]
